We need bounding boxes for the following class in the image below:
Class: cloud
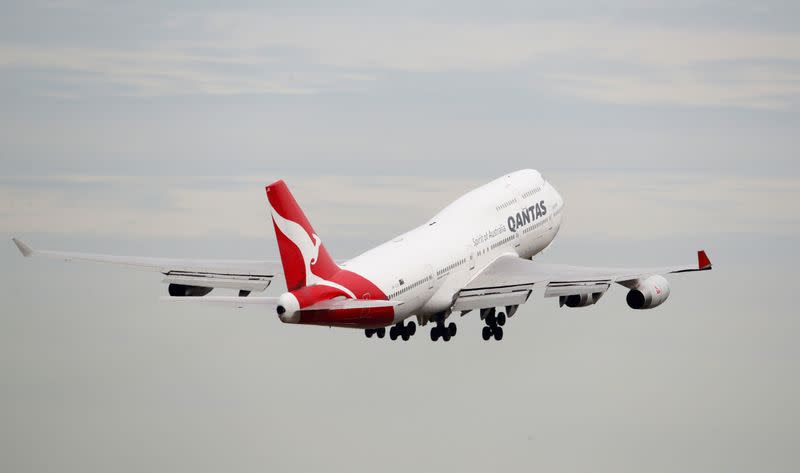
[0,175,482,239]
[2,11,799,107]
[2,173,798,242]
[549,66,800,110]
[550,172,800,238]
[0,44,319,96]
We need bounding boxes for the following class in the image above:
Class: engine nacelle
[626,275,670,309]
[168,283,213,297]
[560,292,603,308]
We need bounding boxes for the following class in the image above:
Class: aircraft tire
[493,326,504,341]
[482,326,492,341]
[448,322,457,337]
[376,328,385,338]
[497,313,506,326]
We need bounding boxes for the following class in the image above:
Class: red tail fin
[266,181,340,291]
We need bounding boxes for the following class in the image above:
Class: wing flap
[162,273,272,292]
[544,282,611,298]
[466,250,711,290]
[452,289,532,311]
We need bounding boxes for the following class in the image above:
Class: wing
[453,250,712,311]
[12,238,282,293]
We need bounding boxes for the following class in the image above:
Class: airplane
[12,169,712,342]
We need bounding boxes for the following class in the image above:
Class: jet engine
[626,275,670,309]
[168,283,213,297]
[560,292,604,308]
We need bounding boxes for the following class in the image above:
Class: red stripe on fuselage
[298,307,395,329]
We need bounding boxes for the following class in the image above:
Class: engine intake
[626,275,670,309]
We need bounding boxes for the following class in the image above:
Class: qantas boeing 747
[12,170,711,342]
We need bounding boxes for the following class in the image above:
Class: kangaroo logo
[270,206,356,299]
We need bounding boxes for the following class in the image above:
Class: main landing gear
[480,307,514,341]
[364,327,385,338]
[430,314,457,342]
[389,321,416,341]
[365,321,416,341]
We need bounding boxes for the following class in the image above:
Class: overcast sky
[1,1,799,472]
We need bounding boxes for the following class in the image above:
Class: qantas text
[507,200,547,232]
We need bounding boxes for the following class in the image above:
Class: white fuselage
[340,169,564,323]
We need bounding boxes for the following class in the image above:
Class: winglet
[698,250,711,270]
[12,238,34,257]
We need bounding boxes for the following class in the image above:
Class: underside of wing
[454,250,711,311]
[13,238,282,294]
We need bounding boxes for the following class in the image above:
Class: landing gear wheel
[497,312,506,326]
[376,327,386,338]
[365,329,374,338]
[448,322,457,337]
[407,322,416,336]
[493,326,504,341]
[482,326,492,341]
[486,312,496,326]
[442,332,451,342]
[431,327,440,342]
[401,333,410,341]
[389,326,398,340]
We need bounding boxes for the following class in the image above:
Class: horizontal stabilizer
[160,296,401,311]
[160,296,280,308]
[301,298,402,311]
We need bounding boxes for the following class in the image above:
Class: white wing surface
[12,238,282,293]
